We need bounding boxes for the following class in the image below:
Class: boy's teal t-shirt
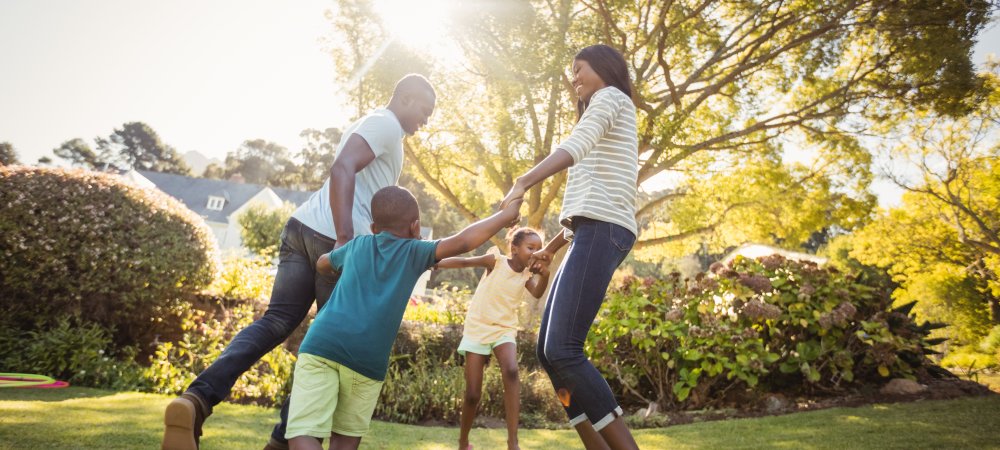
[298,232,438,381]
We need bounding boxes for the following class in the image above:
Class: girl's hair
[574,44,633,119]
[506,227,541,246]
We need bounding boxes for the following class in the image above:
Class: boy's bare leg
[574,421,611,450]
[459,353,489,450]
[597,417,639,450]
[329,433,361,450]
[289,436,323,450]
[492,343,520,450]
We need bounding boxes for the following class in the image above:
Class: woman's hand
[499,182,526,211]
[529,249,554,272]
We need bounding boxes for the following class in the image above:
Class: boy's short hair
[371,186,419,231]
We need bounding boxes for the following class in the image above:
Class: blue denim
[184,217,338,445]
[536,218,635,430]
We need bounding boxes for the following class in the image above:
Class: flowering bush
[0,166,219,345]
[587,255,946,410]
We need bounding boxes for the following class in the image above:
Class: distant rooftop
[136,170,311,224]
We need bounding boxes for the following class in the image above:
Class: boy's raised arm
[435,199,522,261]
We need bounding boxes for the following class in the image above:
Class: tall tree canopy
[848,73,1000,341]
[323,0,995,257]
[52,122,191,175]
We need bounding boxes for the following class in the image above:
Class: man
[161,74,436,450]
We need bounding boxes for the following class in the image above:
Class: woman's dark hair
[506,227,541,247]
[574,44,633,119]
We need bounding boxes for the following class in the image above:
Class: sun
[374,0,452,47]
[373,0,463,64]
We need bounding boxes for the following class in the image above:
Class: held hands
[528,249,553,274]
[501,196,524,228]
[498,182,526,212]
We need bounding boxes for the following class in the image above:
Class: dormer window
[207,196,226,211]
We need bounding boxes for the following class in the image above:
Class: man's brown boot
[162,392,209,450]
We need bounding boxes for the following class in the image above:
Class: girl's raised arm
[434,253,497,271]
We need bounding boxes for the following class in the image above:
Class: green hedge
[0,166,219,345]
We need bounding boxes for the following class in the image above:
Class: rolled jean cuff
[568,413,588,427]
[592,406,624,431]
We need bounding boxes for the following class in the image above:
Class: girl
[434,227,550,450]
[499,44,641,450]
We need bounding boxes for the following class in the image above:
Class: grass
[2,387,999,449]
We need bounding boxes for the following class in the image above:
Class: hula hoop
[0,373,69,388]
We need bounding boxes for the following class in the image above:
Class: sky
[1,1,999,206]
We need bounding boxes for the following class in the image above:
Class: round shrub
[0,166,219,344]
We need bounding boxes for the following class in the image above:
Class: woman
[500,44,640,450]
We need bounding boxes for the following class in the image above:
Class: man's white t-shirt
[291,108,405,240]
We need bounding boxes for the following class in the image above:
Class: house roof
[272,186,315,206]
[137,170,311,224]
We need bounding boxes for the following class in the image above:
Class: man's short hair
[371,186,420,231]
[393,74,435,100]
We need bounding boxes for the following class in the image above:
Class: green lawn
[2,387,999,449]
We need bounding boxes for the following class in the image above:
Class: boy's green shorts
[285,353,384,440]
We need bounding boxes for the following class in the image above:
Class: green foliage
[144,299,295,406]
[327,0,991,253]
[377,320,562,426]
[52,123,191,174]
[587,255,944,410]
[207,256,276,303]
[0,316,148,391]
[851,76,1000,342]
[0,141,19,165]
[95,122,192,175]
[237,202,296,259]
[402,286,472,326]
[0,167,219,346]
[222,139,299,187]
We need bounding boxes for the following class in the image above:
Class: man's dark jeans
[536,217,635,430]
[185,217,338,445]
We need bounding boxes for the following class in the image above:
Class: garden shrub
[375,348,565,427]
[382,302,562,427]
[587,254,946,410]
[0,167,219,345]
[144,297,295,406]
[0,315,148,390]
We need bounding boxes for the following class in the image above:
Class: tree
[53,138,104,169]
[324,0,993,255]
[297,127,343,191]
[0,142,18,165]
[849,74,1000,342]
[223,139,299,187]
[238,202,297,258]
[95,122,192,175]
[201,163,225,180]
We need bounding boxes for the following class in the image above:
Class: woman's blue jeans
[536,217,635,430]
[184,217,338,445]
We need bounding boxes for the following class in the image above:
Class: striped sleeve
[557,89,623,164]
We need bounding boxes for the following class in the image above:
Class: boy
[285,186,522,450]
